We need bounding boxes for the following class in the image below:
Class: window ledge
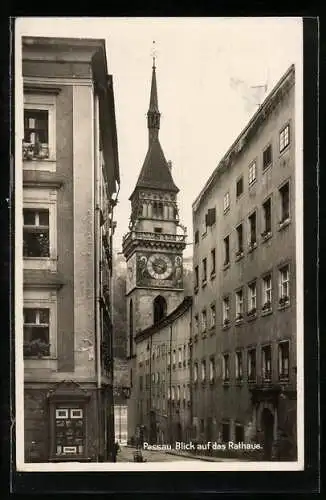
[194,286,199,295]
[222,322,231,330]
[248,242,257,253]
[222,381,230,387]
[202,232,207,239]
[247,313,257,322]
[278,218,291,230]
[262,308,273,316]
[235,252,244,262]
[235,316,244,325]
[210,272,216,280]
[223,263,230,271]
[202,280,207,288]
[278,301,290,311]
[249,179,257,189]
[261,231,272,242]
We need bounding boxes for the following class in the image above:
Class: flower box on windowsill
[262,374,272,384]
[279,296,290,309]
[235,250,244,261]
[248,377,256,385]
[279,374,290,383]
[247,308,257,320]
[23,141,49,161]
[223,318,230,329]
[261,230,272,242]
[248,241,257,253]
[279,217,291,230]
[23,339,51,358]
[235,314,244,324]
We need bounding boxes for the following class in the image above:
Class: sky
[17,17,303,257]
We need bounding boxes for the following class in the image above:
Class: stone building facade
[191,65,297,460]
[21,37,120,462]
[122,59,187,442]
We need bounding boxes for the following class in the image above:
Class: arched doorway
[261,408,274,460]
[153,295,167,323]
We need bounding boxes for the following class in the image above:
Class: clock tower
[122,57,187,358]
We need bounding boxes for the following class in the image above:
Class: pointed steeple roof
[131,57,179,197]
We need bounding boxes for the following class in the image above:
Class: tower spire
[147,41,160,143]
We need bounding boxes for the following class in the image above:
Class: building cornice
[23,76,93,87]
[193,64,295,213]
[135,296,192,343]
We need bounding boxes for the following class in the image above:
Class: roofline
[135,296,192,343]
[192,64,295,213]
[22,36,107,52]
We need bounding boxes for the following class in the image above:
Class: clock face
[147,254,173,280]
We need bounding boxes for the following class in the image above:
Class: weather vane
[151,40,157,68]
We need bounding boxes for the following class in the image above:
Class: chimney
[168,161,172,170]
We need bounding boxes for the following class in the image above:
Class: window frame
[235,350,243,381]
[262,344,272,381]
[223,234,230,266]
[248,159,257,186]
[23,289,57,359]
[278,263,290,306]
[279,123,290,154]
[247,280,257,314]
[262,272,273,311]
[23,93,57,169]
[235,288,244,320]
[210,302,216,329]
[235,223,244,256]
[278,340,290,381]
[223,191,230,213]
[279,179,291,225]
[262,143,273,171]
[247,347,257,382]
[222,296,230,325]
[236,175,244,198]
[23,188,57,271]
[248,209,257,248]
[262,195,272,238]
[222,353,230,382]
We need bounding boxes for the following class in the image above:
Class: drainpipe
[94,94,102,463]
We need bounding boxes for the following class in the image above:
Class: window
[172,349,176,366]
[209,358,215,383]
[186,384,190,401]
[248,211,257,246]
[236,224,243,255]
[235,351,243,380]
[279,265,290,305]
[248,348,256,382]
[235,289,244,320]
[171,386,175,401]
[154,227,162,233]
[23,208,50,257]
[278,341,290,380]
[194,314,199,336]
[236,177,244,197]
[248,281,257,314]
[201,309,207,333]
[54,406,85,457]
[262,345,272,381]
[195,266,199,290]
[153,295,167,323]
[221,421,230,442]
[279,182,290,223]
[262,274,272,310]
[210,304,216,329]
[223,192,230,212]
[263,144,272,170]
[223,297,230,325]
[202,258,207,283]
[201,360,206,382]
[23,308,50,357]
[194,363,198,383]
[224,236,230,265]
[195,230,199,244]
[280,124,290,152]
[178,347,182,367]
[222,354,230,381]
[235,424,245,442]
[152,201,164,218]
[249,160,257,185]
[23,109,49,160]
[206,207,216,227]
[211,248,216,276]
[177,385,181,401]
[262,198,272,236]
[139,375,143,391]
[167,387,171,400]
[23,94,56,167]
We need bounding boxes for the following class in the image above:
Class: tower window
[153,201,164,218]
[153,295,167,323]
